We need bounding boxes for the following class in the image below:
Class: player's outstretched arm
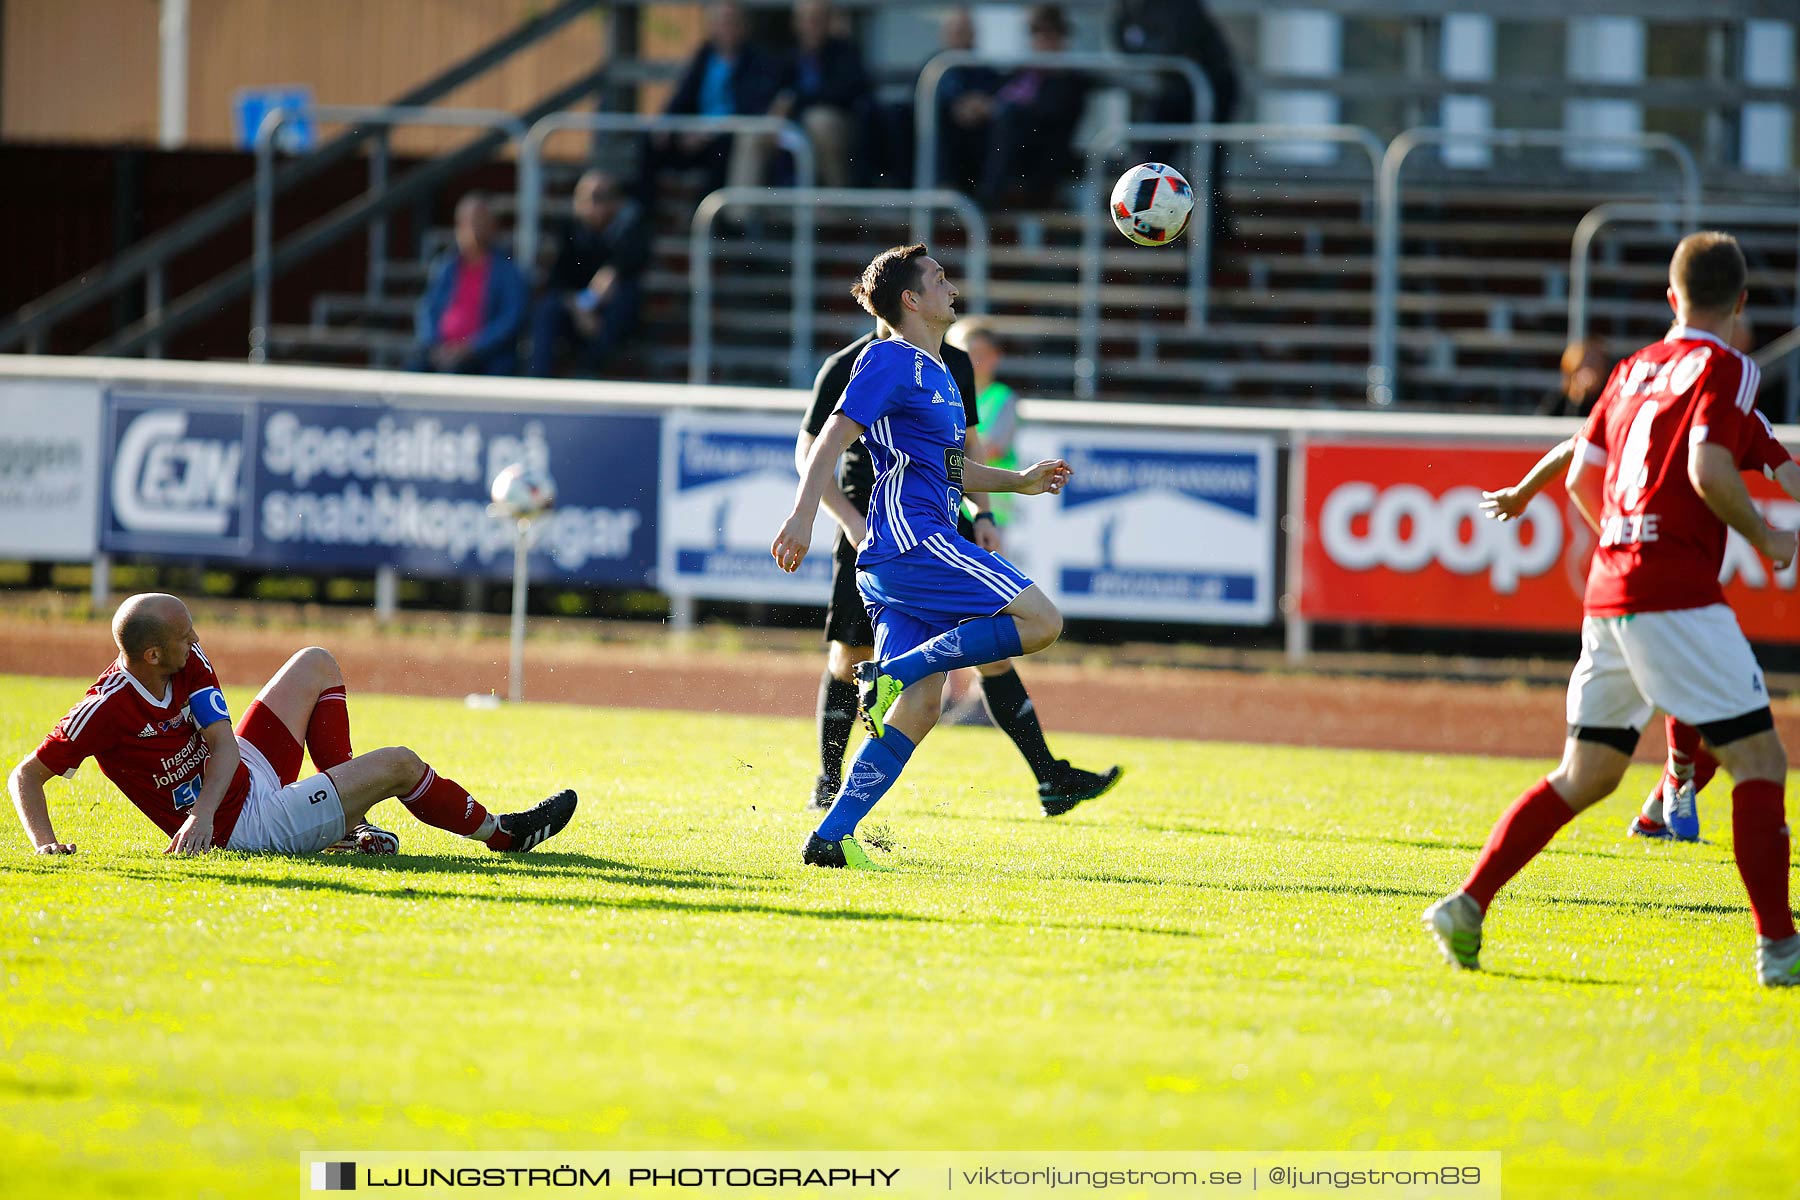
[1692,442,1798,569]
[8,755,74,854]
[1483,438,1575,521]
[794,429,866,546]
[165,720,242,856]
[963,458,1071,496]
[774,412,866,573]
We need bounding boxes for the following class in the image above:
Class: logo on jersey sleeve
[943,447,965,485]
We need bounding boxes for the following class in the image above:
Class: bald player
[9,594,577,856]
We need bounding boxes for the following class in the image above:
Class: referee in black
[797,319,1122,816]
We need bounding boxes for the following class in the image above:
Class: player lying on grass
[799,317,1120,818]
[772,244,1074,869]
[8,593,577,856]
[1481,391,1800,843]
[1427,232,1800,987]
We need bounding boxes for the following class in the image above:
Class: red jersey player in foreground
[8,593,577,856]
[1426,232,1800,987]
[1481,379,1800,843]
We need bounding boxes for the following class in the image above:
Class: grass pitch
[1,673,1795,1200]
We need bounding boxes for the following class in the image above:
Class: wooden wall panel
[183,0,609,155]
[2,0,160,143]
[1,1,610,152]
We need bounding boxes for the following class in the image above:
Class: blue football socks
[885,615,1024,689]
[816,728,915,841]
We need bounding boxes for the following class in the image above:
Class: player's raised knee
[1015,606,1062,655]
[294,645,343,685]
[372,746,426,792]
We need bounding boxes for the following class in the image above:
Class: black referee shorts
[823,533,874,648]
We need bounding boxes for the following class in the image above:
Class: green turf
[1,673,1795,1199]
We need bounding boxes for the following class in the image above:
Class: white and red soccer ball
[489,463,556,521]
[1110,162,1195,247]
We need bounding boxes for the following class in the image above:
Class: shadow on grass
[94,855,934,926]
[1481,968,1625,986]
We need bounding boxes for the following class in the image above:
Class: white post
[1564,17,1645,170]
[508,527,530,704]
[1283,433,1310,664]
[90,554,111,611]
[158,0,190,150]
[374,565,398,624]
[1741,21,1794,175]
[1256,11,1342,164]
[1439,15,1495,169]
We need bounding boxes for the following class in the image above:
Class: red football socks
[307,686,355,771]
[1731,780,1796,940]
[1462,777,1577,912]
[1664,717,1719,793]
[399,765,509,848]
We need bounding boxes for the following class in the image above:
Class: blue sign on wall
[100,392,660,587]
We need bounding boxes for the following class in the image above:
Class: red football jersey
[1576,326,1764,616]
[33,643,250,845]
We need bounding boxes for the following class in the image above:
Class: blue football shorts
[856,531,1035,661]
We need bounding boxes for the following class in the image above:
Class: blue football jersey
[835,336,967,566]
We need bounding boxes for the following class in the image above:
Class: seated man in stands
[929,7,1005,193]
[767,0,871,188]
[641,0,784,202]
[528,170,648,378]
[977,5,1091,208]
[409,193,527,376]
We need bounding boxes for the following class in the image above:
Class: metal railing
[0,0,600,357]
[86,70,604,361]
[515,111,815,272]
[1372,127,1702,405]
[1075,122,1385,401]
[911,51,1213,243]
[252,106,528,363]
[1570,200,1800,418]
[689,188,988,388]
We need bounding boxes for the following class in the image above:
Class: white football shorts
[225,736,347,853]
[1566,604,1769,732]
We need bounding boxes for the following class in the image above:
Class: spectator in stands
[976,5,1091,209]
[1111,0,1241,245]
[766,0,871,188]
[1537,336,1610,417]
[929,8,1005,193]
[528,170,648,378]
[641,0,784,203]
[410,194,527,376]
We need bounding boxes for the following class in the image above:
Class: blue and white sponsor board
[100,391,660,586]
[103,393,256,557]
[1005,428,1278,624]
[658,412,838,603]
[0,380,104,560]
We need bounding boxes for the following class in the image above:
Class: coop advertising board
[0,380,103,560]
[658,412,839,603]
[1299,439,1800,642]
[1005,427,1279,624]
[99,390,660,585]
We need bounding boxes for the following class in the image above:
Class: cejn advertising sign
[1299,440,1800,642]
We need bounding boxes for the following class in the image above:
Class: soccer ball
[489,462,556,520]
[1110,162,1194,246]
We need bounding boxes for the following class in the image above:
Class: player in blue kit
[772,244,1075,869]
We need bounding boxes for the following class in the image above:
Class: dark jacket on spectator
[665,42,784,118]
[416,250,528,362]
[544,202,650,295]
[780,35,872,115]
[1111,0,1240,121]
